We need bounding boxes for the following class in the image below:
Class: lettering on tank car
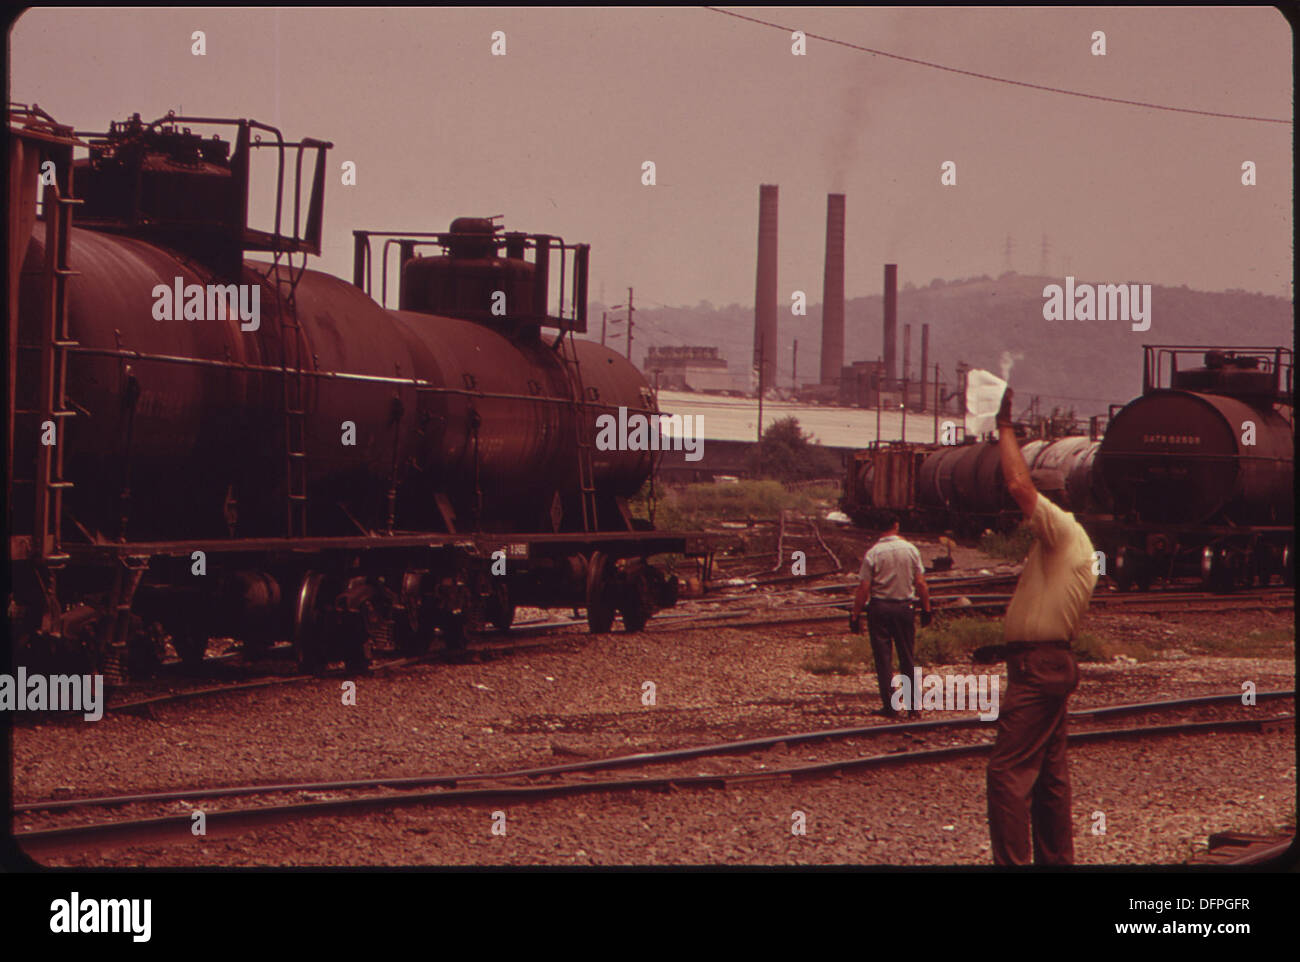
[1141,434,1201,444]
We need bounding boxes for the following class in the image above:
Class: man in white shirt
[850,511,933,717]
[987,387,1098,865]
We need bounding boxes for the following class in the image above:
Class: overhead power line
[704,7,1290,125]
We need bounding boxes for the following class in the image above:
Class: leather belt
[1005,640,1070,651]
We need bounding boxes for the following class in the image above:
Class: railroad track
[86,575,1005,714]
[1191,831,1296,866]
[14,690,1293,859]
[20,579,1285,719]
[646,584,1294,633]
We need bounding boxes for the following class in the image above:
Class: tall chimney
[753,185,779,392]
[919,323,930,413]
[819,193,846,386]
[902,323,911,408]
[883,263,898,387]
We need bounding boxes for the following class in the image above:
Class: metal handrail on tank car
[57,343,659,417]
[72,112,333,259]
[351,228,588,327]
[1142,343,1293,403]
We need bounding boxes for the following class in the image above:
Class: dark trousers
[987,644,1080,865]
[866,598,917,713]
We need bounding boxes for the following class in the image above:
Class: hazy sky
[9,6,1293,310]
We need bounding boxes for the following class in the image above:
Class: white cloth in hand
[965,368,1008,436]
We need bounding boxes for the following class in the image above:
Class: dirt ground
[10,527,1294,867]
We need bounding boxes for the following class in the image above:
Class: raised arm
[997,388,1038,519]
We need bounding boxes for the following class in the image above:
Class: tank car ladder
[28,185,82,566]
[558,330,599,533]
[268,251,309,537]
[10,185,82,641]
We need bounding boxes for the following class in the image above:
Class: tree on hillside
[747,416,842,481]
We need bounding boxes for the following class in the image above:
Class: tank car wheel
[439,613,470,652]
[126,619,167,680]
[294,572,332,674]
[172,629,209,670]
[1132,556,1153,592]
[1113,547,1139,592]
[394,570,433,655]
[487,584,516,632]
[1225,551,1246,591]
[1200,547,1238,593]
[227,572,282,661]
[586,551,616,634]
[59,605,105,677]
[22,605,103,677]
[618,569,653,634]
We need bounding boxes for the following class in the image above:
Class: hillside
[591,274,1294,416]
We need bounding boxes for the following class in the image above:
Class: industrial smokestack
[883,264,898,387]
[819,193,846,386]
[903,323,912,408]
[753,185,779,392]
[920,322,930,413]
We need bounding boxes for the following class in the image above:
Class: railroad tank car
[841,346,1293,593]
[7,109,701,680]
[1026,435,1106,516]
[1094,348,1293,590]
[14,229,652,540]
[1099,382,1292,527]
[908,435,1100,528]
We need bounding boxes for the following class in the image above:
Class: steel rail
[40,585,1289,718]
[14,714,1293,857]
[646,590,1293,632]
[1199,834,1296,866]
[16,691,1293,815]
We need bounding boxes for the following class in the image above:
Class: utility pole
[875,355,882,445]
[601,310,607,347]
[792,339,798,391]
[625,286,634,362]
[933,363,940,444]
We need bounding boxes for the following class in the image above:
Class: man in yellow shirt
[988,387,1098,865]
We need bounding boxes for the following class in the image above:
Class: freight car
[841,345,1293,591]
[1093,346,1293,591]
[843,433,1105,536]
[7,108,706,680]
